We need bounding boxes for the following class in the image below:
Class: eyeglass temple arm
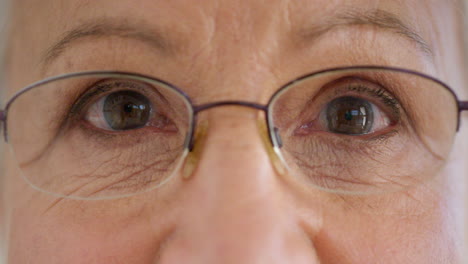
[0,110,5,141]
[460,101,468,111]
[0,109,5,127]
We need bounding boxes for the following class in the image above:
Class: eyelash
[343,84,401,116]
[291,77,405,141]
[63,80,153,133]
[69,81,143,115]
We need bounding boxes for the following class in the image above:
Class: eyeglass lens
[5,68,459,198]
[7,74,192,199]
[268,68,457,195]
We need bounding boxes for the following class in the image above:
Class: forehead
[7,0,463,101]
[13,0,440,40]
[12,0,449,29]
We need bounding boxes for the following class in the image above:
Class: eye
[322,96,390,135]
[296,84,400,136]
[84,90,171,131]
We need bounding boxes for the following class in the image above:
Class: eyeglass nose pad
[182,117,287,180]
[257,120,286,176]
[182,120,209,180]
[273,127,283,148]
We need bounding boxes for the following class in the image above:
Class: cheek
[314,181,458,263]
[3,153,175,264]
[7,201,173,264]
[8,215,149,263]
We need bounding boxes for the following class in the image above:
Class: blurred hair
[0,0,10,104]
[462,0,468,71]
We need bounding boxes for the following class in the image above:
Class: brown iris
[103,90,151,130]
[326,96,373,135]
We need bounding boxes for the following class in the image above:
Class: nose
[159,107,322,264]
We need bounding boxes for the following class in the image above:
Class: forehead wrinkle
[298,8,434,61]
[41,18,175,71]
[338,9,433,57]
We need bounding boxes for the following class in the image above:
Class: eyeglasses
[1,66,467,199]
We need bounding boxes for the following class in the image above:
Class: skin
[1,0,467,263]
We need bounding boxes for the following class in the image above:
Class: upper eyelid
[312,77,402,111]
[329,83,403,123]
[337,85,400,112]
[68,84,109,116]
[331,76,408,114]
[69,79,169,116]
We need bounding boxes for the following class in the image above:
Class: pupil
[344,111,353,121]
[124,104,135,113]
[103,91,151,130]
[326,96,374,135]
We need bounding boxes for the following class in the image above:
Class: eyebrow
[42,19,173,67]
[300,9,433,58]
[42,8,433,67]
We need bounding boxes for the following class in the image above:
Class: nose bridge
[158,107,321,263]
[194,101,268,113]
[189,101,271,151]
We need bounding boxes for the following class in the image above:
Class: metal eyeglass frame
[1,65,468,153]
